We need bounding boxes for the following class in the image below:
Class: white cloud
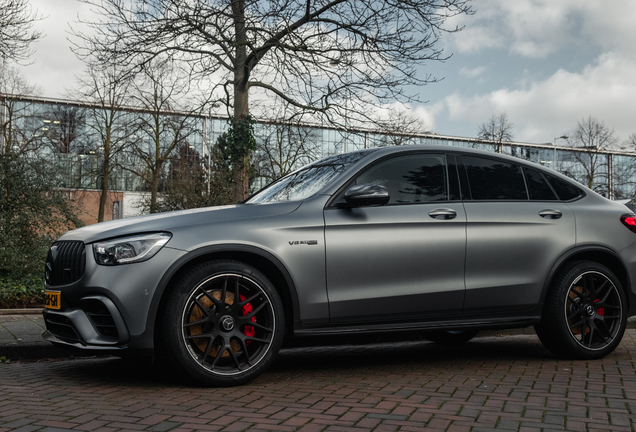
[577,0,636,53]
[370,102,438,132]
[15,0,95,98]
[411,105,438,131]
[448,25,504,54]
[431,51,636,142]
[459,66,486,78]
[447,0,636,59]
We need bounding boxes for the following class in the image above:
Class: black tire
[425,329,479,345]
[535,260,627,359]
[160,260,285,386]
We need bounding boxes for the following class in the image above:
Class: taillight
[621,214,636,233]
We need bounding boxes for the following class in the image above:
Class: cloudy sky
[16,0,636,145]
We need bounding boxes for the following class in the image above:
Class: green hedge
[0,275,44,309]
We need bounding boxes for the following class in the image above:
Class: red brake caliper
[239,294,256,344]
[594,299,604,316]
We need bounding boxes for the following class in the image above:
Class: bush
[0,152,82,279]
[0,274,44,308]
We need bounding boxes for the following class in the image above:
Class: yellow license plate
[44,291,61,310]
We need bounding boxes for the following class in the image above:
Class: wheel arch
[541,246,633,313]
[147,245,300,344]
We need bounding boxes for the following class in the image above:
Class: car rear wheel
[160,260,285,386]
[535,261,627,359]
[425,329,479,345]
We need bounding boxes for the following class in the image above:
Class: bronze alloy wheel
[162,260,284,386]
[180,273,276,375]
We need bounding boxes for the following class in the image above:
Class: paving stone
[2,323,636,431]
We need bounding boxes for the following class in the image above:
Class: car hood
[58,201,302,244]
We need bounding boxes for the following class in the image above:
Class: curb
[0,308,42,315]
[0,343,102,362]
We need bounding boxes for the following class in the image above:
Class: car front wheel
[535,260,627,359]
[160,260,285,386]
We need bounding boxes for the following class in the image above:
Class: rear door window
[463,155,527,200]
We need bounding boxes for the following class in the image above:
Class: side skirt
[293,315,541,338]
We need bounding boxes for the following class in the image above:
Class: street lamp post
[553,135,568,169]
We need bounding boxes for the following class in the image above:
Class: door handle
[539,209,562,219]
[428,209,457,220]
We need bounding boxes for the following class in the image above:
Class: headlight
[93,233,172,265]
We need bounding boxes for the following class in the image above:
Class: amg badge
[289,240,318,245]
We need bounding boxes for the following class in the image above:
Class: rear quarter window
[524,168,558,201]
[544,174,583,201]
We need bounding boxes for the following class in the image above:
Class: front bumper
[43,295,129,347]
[42,246,186,352]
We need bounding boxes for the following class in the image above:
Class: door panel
[324,203,466,323]
[463,201,575,313]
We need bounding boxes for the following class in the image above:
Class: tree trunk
[149,128,161,213]
[98,149,109,222]
[232,0,250,204]
[233,83,249,203]
[149,163,160,213]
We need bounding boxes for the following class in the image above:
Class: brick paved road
[1,330,636,432]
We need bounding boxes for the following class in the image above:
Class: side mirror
[342,183,390,207]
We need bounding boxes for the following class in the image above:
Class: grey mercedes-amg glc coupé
[43,145,636,386]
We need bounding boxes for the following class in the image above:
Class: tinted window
[463,156,527,200]
[356,154,448,204]
[248,149,377,203]
[525,168,558,201]
[545,174,582,201]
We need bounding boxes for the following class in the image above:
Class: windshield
[247,149,377,204]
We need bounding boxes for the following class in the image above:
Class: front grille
[45,241,86,286]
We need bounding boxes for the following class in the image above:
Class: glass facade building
[3,95,636,202]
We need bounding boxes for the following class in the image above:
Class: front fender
[145,244,301,337]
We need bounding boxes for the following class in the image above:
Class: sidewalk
[0,310,104,361]
[2,309,636,362]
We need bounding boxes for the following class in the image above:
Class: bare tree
[561,116,617,196]
[0,67,82,278]
[72,0,472,201]
[372,110,428,147]
[477,113,514,153]
[254,103,322,182]
[154,140,233,211]
[46,105,86,154]
[0,63,43,155]
[255,122,320,182]
[613,133,636,199]
[0,0,42,64]
[127,60,201,213]
[73,65,133,222]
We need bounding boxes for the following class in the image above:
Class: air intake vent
[83,299,119,340]
[44,313,82,344]
[45,241,86,286]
